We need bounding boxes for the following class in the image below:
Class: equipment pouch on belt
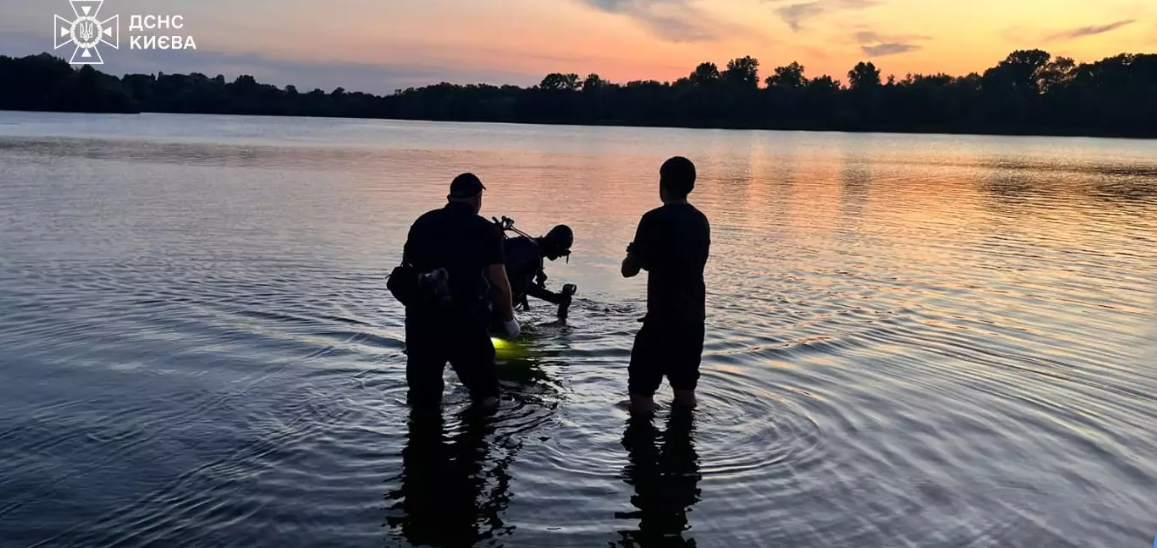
[387,264,452,309]
[387,263,419,306]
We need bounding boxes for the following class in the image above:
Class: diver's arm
[487,264,516,322]
[527,282,564,304]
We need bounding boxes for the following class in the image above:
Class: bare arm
[621,252,642,278]
[623,213,652,278]
[622,236,647,278]
[487,264,516,321]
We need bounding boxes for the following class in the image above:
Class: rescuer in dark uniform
[394,173,519,410]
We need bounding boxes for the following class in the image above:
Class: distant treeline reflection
[2,50,1156,138]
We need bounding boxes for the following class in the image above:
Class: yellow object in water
[491,337,529,359]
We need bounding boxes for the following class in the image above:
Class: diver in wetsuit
[492,222,577,326]
[507,225,576,317]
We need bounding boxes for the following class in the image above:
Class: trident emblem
[54,0,119,65]
[78,20,95,42]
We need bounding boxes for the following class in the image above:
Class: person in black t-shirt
[621,157,711,414]
[401,173,519,410]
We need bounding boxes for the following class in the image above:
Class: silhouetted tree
[2,51,1156,138]
[766,62,808,89]
[540,73,580,91]
[1037,56,1076,93]
[689,63,720,86]
[582,73,608,91]
[848,62,882,90]
[723,56,760,88]
[813,75,842,90]
[983,49,1053,95]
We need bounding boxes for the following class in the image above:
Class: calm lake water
[1,112,1155,548]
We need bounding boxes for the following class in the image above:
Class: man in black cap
[400,173,519,410]
[621,157,710,414]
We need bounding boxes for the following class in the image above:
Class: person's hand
[557,295,572,322]
[501,318,521,340]
[625,242,641,261]
[491,217,515,231]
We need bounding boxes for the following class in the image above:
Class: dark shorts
[405,309,498,403]
[628,320,705,397]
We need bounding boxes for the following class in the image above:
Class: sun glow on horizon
[1,0,1153,91]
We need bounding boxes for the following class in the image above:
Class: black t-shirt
[403,202,505,310]
[630,202,710,323]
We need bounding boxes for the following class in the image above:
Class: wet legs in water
[628,320,704,415]
[631,390,697,415]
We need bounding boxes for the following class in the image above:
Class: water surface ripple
[1,112,1155,547]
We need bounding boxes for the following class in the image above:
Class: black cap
[449,173,486,199]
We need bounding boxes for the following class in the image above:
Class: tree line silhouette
[2,50,1156,137]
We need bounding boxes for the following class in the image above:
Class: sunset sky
[2,0,1154,93]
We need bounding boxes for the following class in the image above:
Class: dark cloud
[1046,19,1136,41]
[767,0,882,32]
[854,30,928,57]
[570,0,740,42]
[777,3,825,32]
[861,43,920,56]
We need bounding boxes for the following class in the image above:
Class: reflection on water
[387,407,513,547]
[616,409,701,548]
[386,337,563,547]
[0,112,1155,548]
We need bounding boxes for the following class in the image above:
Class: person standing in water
[399,173,519,410]
[621,156,710,414]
